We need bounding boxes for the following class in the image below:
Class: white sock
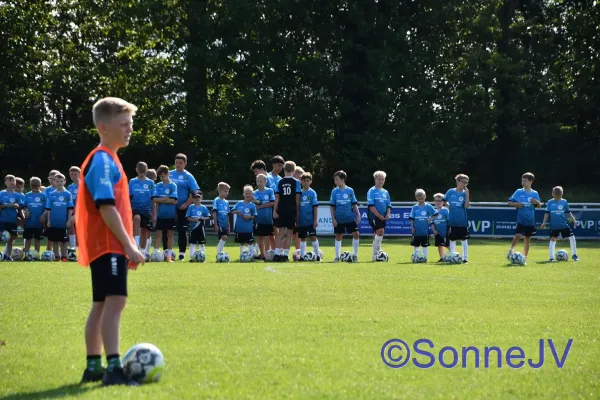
[283,248,289,256]
[449,241,457,253]
[134,236,140,247]
[423,247,428,258]
[200,244,205,252]
[253,243,259,254]
[190,244,196,256]
[335,240,342,258]
[312,240,320,254]
[300,241,307,257]
[146,237,152,252]
[69,235,76,248]
[240,247,244,258]
[375,235,383,252]
[462,240,468,260]
[275,248,281,255]
[549,241,556,258]
[372,238,377,256]
[414,247,419,255]
[352,239,359,256]
[569,236,577,255]
[217,239,225,253]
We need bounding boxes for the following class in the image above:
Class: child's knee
[222,235,228,241]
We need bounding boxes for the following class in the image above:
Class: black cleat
[283,255,289,262]
[273,255,281,262]
[437,259,443,263]
[462,259,469,264]
[81,368,104,383]
[102,367,139,386]
[178,254,185,261]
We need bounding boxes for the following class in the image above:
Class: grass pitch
[0,238,598,399]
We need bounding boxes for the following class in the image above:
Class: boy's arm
[464,189,470,208]
[295,193,300,220]
[353,203,360,224]
[368,205,384,220]
[212,210,219,231]
[273,194,280,218]
[507,201,522,208]
[541,212,549,228]
[385,206,391,220]
[330,206,337,226]
[46,210,52,227]
[568,212,577,226]
[99,205,144,267]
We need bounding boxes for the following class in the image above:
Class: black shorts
[189,227,206,244]
[156,218,177,231]
[0,222,18,235]
[434,234,448,247]
[47,227,68,242]
[411,235,430,247]
[516,224,536,237]
[334,221,358,234]
[90,253,128,302]
[255,223,274,237]
[132,210,152,229]
[550,228,573,238]
[297,225,317,239]
[275,212,296,229]
[235,232,254,244]
[176,208,188,230]
[217,227,229,239]
[23,228,43,240]
[369,218,386,232]
[448,226,470,241]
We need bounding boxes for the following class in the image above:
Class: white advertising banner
[316,206,335,235]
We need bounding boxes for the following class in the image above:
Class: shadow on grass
[534,260,556,265]
[0,383,101,400]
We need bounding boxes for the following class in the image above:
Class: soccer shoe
[506,249,514,260]
[572,254,579,261]
[282,255,289,262]
[102,367,139,386]
[253,254,262,260]
[178,254,185,261]
[81,368,104,383]
[61,257,68,262]
[333,257,340,263]
[272,255,281,262]
[3,255,13,262]
[437,259,443,263]
[462,259,468,264]
[549,258,556,262]
[352,255,358,263]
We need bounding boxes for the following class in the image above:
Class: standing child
[0,175,24,261]
[367,171,391,261]
[45,173,75,261]
[43,169,60,252]
[144,168,157,254]
[186,191,211,259]
[152,165,178,262]
[232,185,258,260]
[251,160,277,254]
[129,162,155,252]
[289,166,305,251]
[212,182,231,257]
[23,177,47,254]
[330,170,361,262]
[444,174,471,263]
[67,166,81,249]
[431,193,450,262]
[409,189,438,261]
[252,174,275,260]
[298,172,320,260]
[273,161,301,262]
[14,177,26,229]
[541,186,579,262]
[506,172,542,262]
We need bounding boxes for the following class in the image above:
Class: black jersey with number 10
[276,177,301,211]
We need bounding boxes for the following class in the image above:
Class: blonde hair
[92,97,137,126]
[284,161,296,173]
[455,174,469,183]
[256,174,267,183]
[433,193,444,200]
[373,171,387,179]
[145,169,157,180]
[54,173,66,180]
[415,188,426,198]
[69,166,81,173]
[218,182,231,191]
[4,174,15,181]
[294,166,305,175]
[243,185,254,193]
[48,170,60,177]
[552,186,563,196]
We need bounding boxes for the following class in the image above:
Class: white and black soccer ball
[340,251,353,262]
[191,251,206,263]
[375,251,388,262]
[441,252,452,263]
[25,249,39,261]
[265,250,275,261]
[510,252,526,266]
[11,247,24,261]
[240,251,253,262]
[448,252,463,264]
[216,252,230,263]
[292,249,302,262]
[163,249,174,261]
[556,249,569,262]
[150,250,164,262]
[66,248,77,262]
[41,250,55,262]
[303,251,317,262]
[122,343,165,384]
[0,231,9,243]
[411,253,427,263]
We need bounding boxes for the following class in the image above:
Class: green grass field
[1,238,599,399]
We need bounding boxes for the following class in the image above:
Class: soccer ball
[510,252,526,265]
[556,249,569,262]
[41,250,55,262]
[191,251,206,263]
[25,249,39,261]
[340,251,353,262]
[216,252,230,263]
[411,253,427,263]
[240,251,253,262]
[375,251,388,262]
[143,250,150,262]
[66,247,77,262]
[163,249,175,261]
[11,247,24,261]
[150,250,164,262]
[303,251,317,262]
[0,231,9,243]
[122,343,165,384]
[293,249,302,262]
[265,249,275,261]
[448,252,463,264]
[441,252,452,263]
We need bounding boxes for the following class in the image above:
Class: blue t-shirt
[545,199,571,230]
[432,208,449,237]
[186,204,210,231]
[84,151,122,206]
[129,177,155,215]
[45,189,74,228]
[212,197,230,228]
[0,190,24,224]
[233,201,257,233]
[153,181,178,219]
[299,188,318,227]
[45,186,56,196]
[254,188,275,225]
[443,189,469,227]
[24,191,47,229]
[410,203,438,236]
[509,188,541,226]
[67,183,79,205]
[169,169,200,207]
[269,172,281,186]
[330,186,358,224]
[367,186,391,218]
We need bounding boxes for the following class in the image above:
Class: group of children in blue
[0,157,580,264]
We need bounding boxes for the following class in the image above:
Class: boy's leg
[34,238,41,253]
[177,209,188,260]
[23,238,31,254]
[217,234,227,253]
[549,237,556,260]
[68,225,77,248]
[300,238,307,257]
[268,234,276,251]
[5,234,16,259]
[352,231,359,261]
[569,234,578,260]
[133,215,141,247]
[523,236,531,257]
[461,239,468,261]
[294,232,300,251]
[101,296,127,366]
[257,236,266,257]
[508,233,521,258]
[438,246,444,259]
[83,301,105,382]
[162,230,168,251]
[145,230,153,253]
[154,230,162,252]
[310,235,320,256]
[334,233,342,260]
[167,230,174,261]
[61,241,68,258]
[139,227,148,250]
[449,241,456,253]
